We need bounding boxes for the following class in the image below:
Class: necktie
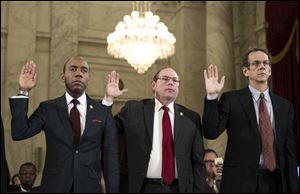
[259,93,276,171]
[70,99,81,144]
[161,106,175,185]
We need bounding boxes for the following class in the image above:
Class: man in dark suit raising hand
[203,48,298,193]
[103,67,206,193]
[9,56,119,193]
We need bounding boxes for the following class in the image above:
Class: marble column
[205,1,235,157]
[49,2,79,98]
[3,1,38,177]
[174,2,206,114]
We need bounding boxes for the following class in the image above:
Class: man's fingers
[204,69,208,80]
[220,76,225,88]
[29,62,36,75]
[120,88,128,94]
[116,72,119,84]
[24,62,30,74]
[106,73,110,84]
[21,65,26,75]
[110,70,116,83]
[208,65,211,78]
[33,73,37,82]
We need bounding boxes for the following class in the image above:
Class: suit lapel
[56,94,73,143]
[239,87,260,136]
[174,104,184,144]
[143,99,155,147]
[81,96,95,140]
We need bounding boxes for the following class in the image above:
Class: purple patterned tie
[70,99,81,144]
[259,93,276,171]
[161,106,175,185]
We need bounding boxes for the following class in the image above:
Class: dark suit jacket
[115,99,206,193]
[203,87,299,193]
[9,94,119,193]
[1,117,8,193]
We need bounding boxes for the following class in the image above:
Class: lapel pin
[180,112,183,116]
[89,105,93,109]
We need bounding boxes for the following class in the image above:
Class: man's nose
[74,69,83,77]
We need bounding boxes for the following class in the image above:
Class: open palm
[204,64,225,97]
[104,70,128,102]
[19,60,37,91]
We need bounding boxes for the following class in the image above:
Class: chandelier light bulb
[107,1,176,74]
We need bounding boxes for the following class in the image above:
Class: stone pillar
[49,2,79,98]
[3,1,38,175]
[205,1,235,157]
[174,2,206,114]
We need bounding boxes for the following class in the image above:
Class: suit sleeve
[114,102,130,134]
[202,94,229,139]
[285,103,299,193]
[102,107,120,193]
[9,98,44,140]
[192,128,206,193]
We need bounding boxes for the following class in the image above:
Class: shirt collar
[20,185,29,192]
[65,92,87,106]
[248,85,271,103]
[154,98,174,114]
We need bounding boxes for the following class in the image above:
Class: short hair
[63,55,88,73]
[11,174,20,185]
[152,66,177,81]
[19,162,37,173]
[242,48,272,68]
[204,149,218,157]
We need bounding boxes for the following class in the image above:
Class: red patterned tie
[70,99,81,144]
[161,106,175,185]
[259,93,276,171]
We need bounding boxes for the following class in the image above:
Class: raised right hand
[204,64,225,98]
[104,70,128,103]
[19,60,37,91]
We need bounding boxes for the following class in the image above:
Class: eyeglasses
[204,160,214,163]
[249,60,271,67]
[204,160,215,166]
[156,76,180,83]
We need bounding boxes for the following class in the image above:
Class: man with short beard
[9,56,119,193]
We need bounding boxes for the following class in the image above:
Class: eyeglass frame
[204,160,216,166]
[155,75,181,84]
[248,60,271,68]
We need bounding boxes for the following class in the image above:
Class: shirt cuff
[206,95,218,100]
[102,99,113,106]
[10,96,29,99]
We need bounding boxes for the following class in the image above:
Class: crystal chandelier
[107,1,176,74]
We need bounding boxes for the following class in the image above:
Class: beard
[65,81,86,97]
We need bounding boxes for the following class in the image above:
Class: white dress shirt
[146,98,178,178]
[65,92,87,136]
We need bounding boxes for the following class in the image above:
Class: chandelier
[107,1,176,74]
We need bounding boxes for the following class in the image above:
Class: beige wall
[1,1,266,185]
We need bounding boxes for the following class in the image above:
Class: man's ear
[61,73,65,81]
[242,67,248,77]
[151,80,156,91]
